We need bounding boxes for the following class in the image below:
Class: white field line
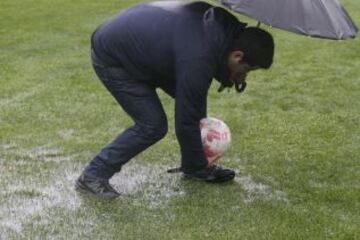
[0,167,82,238]
[57,128,75,140]
[0,143,184,238]
[235,175,289,203]
[0,85,44,108]
[0,142,288,238]
[111,163,185,208]
[0,143,82,238]
[2,144,72,163]
[0,142,17,150]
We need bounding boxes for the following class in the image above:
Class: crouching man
[76,1,274,198]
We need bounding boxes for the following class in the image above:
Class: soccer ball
[200,117,231,165]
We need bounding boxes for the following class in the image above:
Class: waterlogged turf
[1,0,360,239]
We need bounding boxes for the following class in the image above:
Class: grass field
[1,0,359,239]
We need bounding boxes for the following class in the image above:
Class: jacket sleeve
[175,57,215,171]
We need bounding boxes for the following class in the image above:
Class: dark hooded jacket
[91,1,246,170]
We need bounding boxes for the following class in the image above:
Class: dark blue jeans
[84,51,168,179]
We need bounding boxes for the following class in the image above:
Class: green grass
[1,0,360,239]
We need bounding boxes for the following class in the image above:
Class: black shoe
[183,165,235,183]
[75,173,120,198]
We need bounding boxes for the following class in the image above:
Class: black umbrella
[216,0,358,40]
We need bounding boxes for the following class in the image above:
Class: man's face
[227,50,258,85]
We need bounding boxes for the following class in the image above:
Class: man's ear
[230,50,244,62]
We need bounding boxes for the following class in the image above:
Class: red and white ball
[200,117,231,165]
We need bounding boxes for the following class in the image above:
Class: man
[75,1,274,198]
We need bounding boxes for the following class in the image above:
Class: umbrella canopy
[217,0,358,40]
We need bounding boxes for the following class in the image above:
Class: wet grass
[1,0,360,239]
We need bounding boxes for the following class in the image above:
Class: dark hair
[231,27,274,69]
